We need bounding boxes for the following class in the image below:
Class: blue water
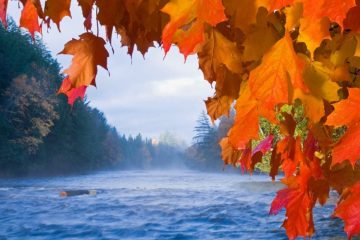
[0,170,350,239]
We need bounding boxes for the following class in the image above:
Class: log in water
[60,190,97,197]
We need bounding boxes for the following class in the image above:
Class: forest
[0,22,230,177]
[0,21,122,176]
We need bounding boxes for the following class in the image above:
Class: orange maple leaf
[242,7,283,62]
[271,187,315,239]
[0,0,8,27]
[78,0,95,31]
[223,0,294,36]
[205,95,233,122]
[334,181,360,239]
[58,77,87,106]
[228,100,259,149]
[235,135,274,173]
[326,88,360,127]
[248,32,305,111]
[96,0,125,27]
[332,122,360,167]
[278,137,304,178]
[238,144,252,172]
[59,32,109,88]
[161,0,227,58]
[20,0,42,39]
[298,0,356,54]
[228,82,260,149]
[298,17,330,56]
[320,0,356,25]
[270,163,315,239]
[344,4,360,33]
[44,0,71,30]
[302,0,355,26]
[223,0,257,34]
[220,137,242,166]
[326,88,360,167]
[198,28,243,83]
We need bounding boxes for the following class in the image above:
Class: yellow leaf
[298,17,330,55]
[223,0,257,34]
[331,34,358,67]
[161,0,227,58]
[284,2,303,31]
[356,34,360,56]
[243,7,282,62]
[303,61,340,102]
[294,89,325,123]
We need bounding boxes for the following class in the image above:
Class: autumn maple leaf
[228,82,260,150]
[344,4,360,33]
[77,0,95,30]
[271,186,315,239]
[231,135,274,173]
[298,0,356,54]
[264,0,294,11]
[326,88,360,167]
[248,32,305,111]
[270,163,316,239]
[326,88,360,127]
[198,28,242,84]
[253,135,274,155]
[58,77,87,106]
[0,0,8,27]
[334,182,360,239]
[59,32,109,88]
[242,7,283,62]
[19,0,42,39]
[161,0,227,58]
[205,95,233,122]
[294,61,340,123]
[220,137,242,166]
[44,0,71,30]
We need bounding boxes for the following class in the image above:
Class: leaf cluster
[3,0,360,238]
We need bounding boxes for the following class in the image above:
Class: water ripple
[0,170,350,239]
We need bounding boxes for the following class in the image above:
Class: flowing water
[0,170,349,239]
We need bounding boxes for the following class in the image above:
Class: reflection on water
[0,170,348,239]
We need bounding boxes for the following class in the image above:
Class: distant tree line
[185,111,234,172]
[0,22,186,177]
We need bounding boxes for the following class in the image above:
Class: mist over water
[0,170,347,239]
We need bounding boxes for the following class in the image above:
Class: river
[0,170,349,239]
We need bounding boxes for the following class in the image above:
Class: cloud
[151,77,205,97]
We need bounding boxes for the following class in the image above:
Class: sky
[8,2,215,144]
